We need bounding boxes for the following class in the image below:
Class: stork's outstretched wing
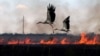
[45,4,56,24]
[63,16,70,30]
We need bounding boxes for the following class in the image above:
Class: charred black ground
[0,44,100,56]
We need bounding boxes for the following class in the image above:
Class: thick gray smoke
[0,0,100,34]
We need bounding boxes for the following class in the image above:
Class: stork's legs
[37,22,54,34]
[49,24,54,34]
[54,28,69,33]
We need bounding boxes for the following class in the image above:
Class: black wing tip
[47,3,56,11]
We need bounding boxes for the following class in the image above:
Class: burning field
[0,32,100,45]
[0,32,100,56]
[0,0,100,56]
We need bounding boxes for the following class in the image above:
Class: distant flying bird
[55,16,70,32]
[37,4,56,33]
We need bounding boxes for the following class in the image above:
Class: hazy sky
[0,0,100,34]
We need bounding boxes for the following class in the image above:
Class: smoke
[0,0,100,34]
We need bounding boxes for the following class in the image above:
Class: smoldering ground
[0,0,100,34]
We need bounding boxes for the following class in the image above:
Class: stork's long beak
[37,22,42,24]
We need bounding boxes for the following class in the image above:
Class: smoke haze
[0,0,100,34]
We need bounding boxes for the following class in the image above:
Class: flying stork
[37,4,56,33]
[55,16,70,33]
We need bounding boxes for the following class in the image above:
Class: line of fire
[0,32,99,45]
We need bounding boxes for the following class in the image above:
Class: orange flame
[77,32,88,44]
[8,40,19,44]
[86,35,97,45]
[75,32,98,45]
[24,37,32,44]
[60,38,69,44]
[40,38,58,45]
